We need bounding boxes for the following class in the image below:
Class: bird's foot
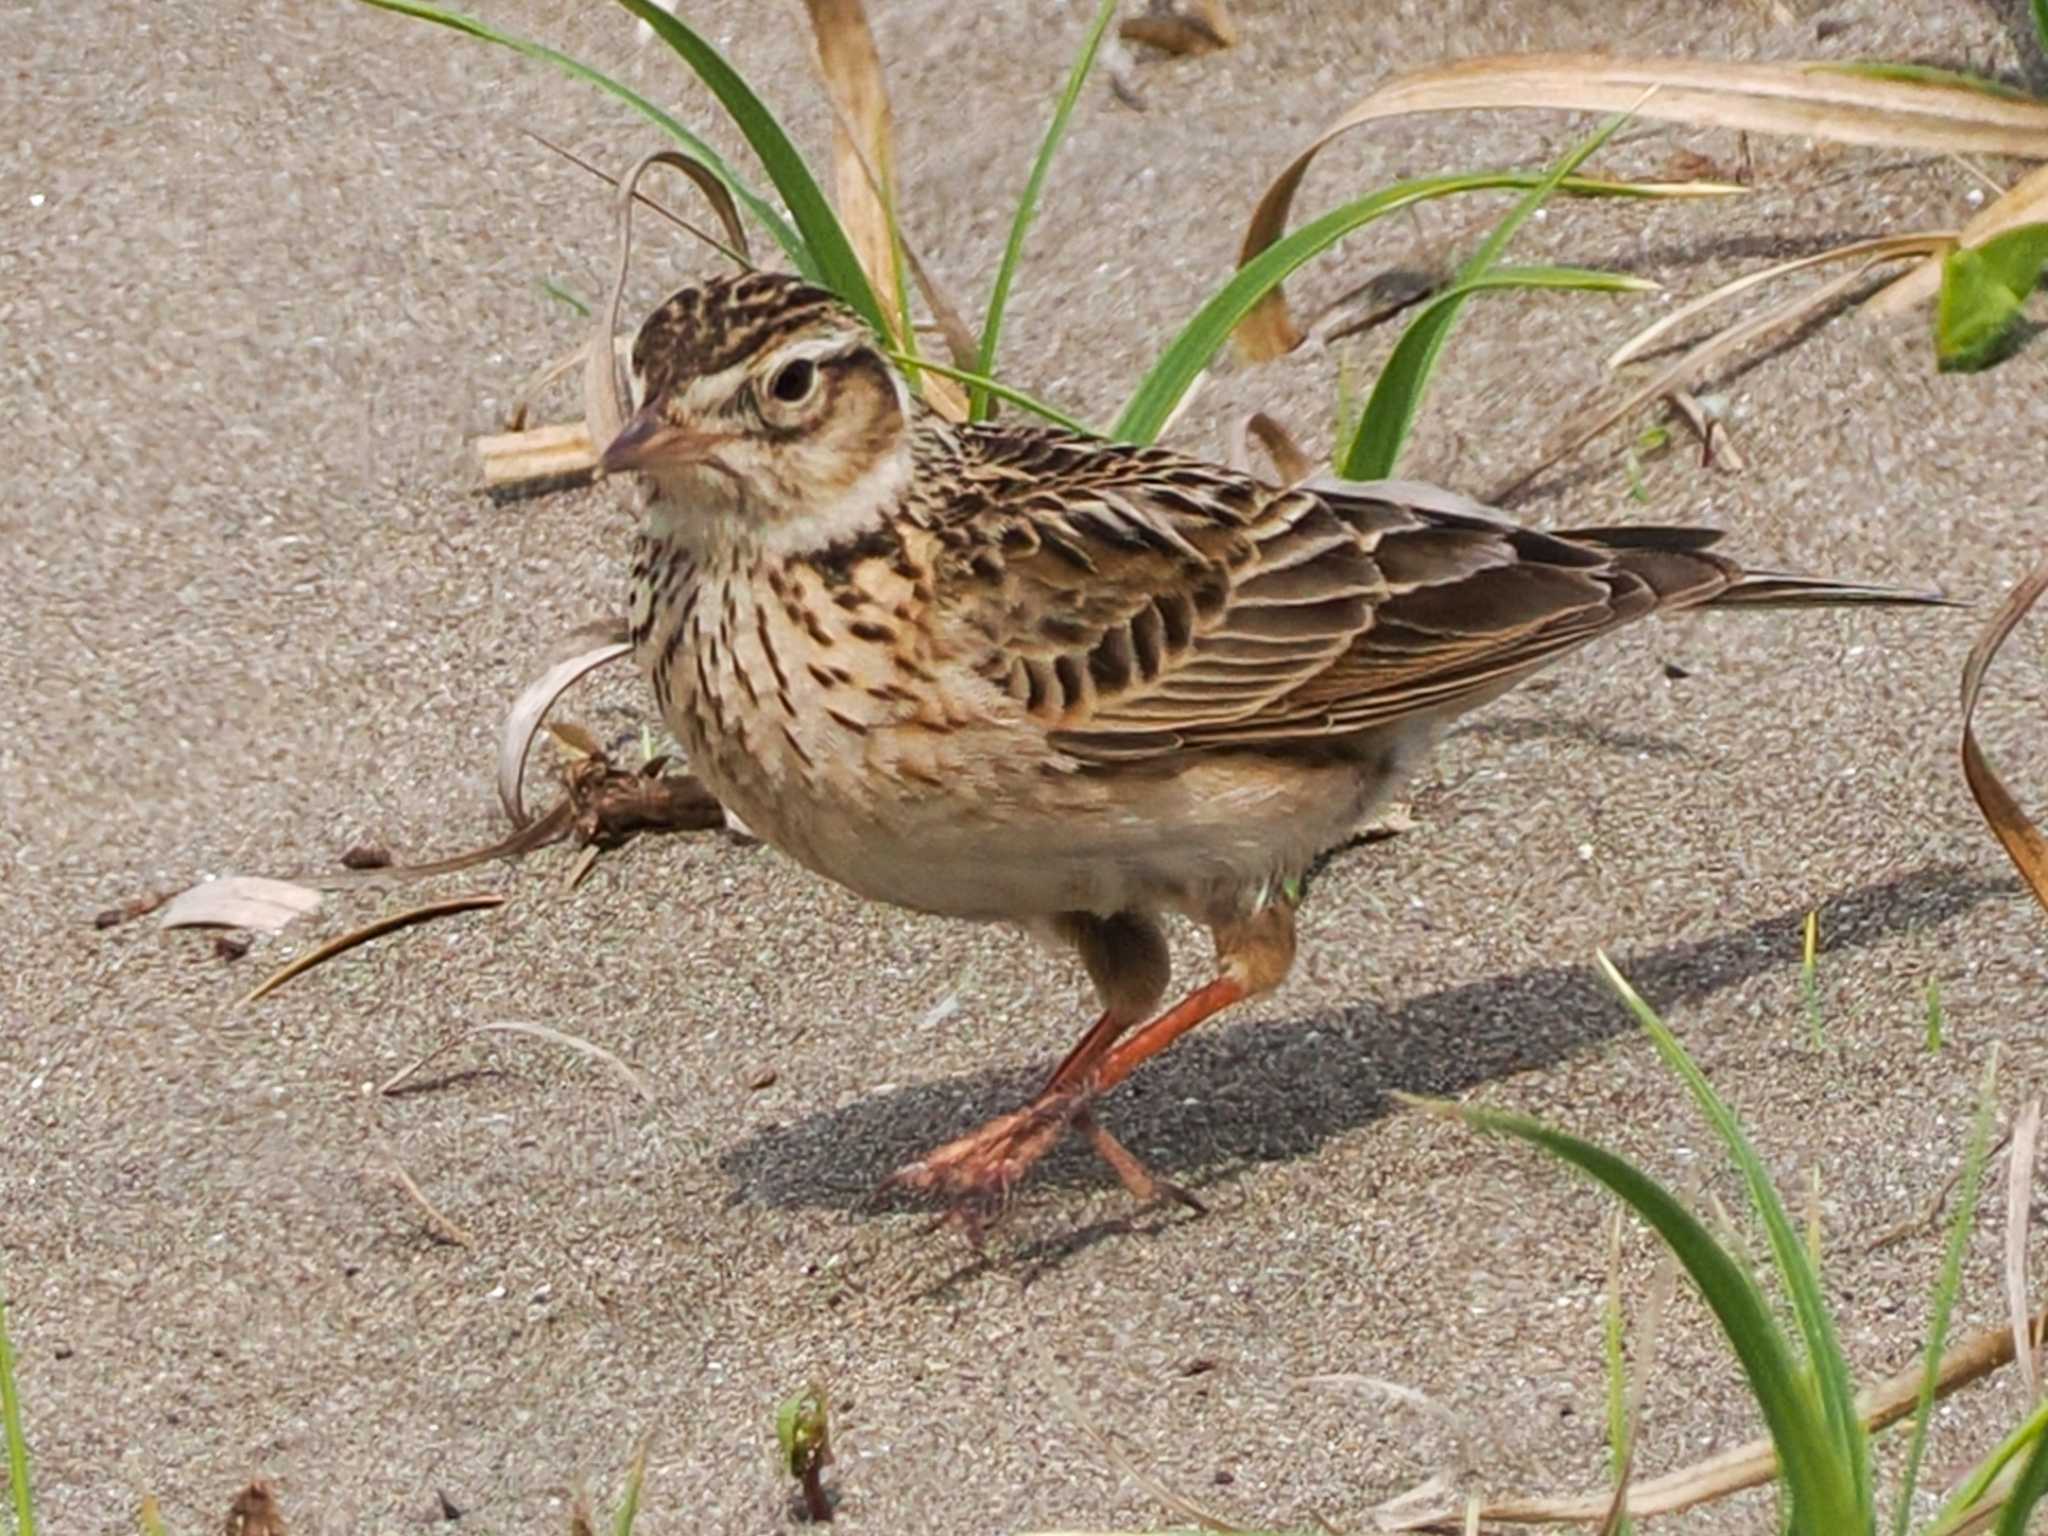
[878,1091,1203,1241]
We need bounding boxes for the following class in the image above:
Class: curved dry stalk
[1607,232,1956,368]
[498,637,633,827]
[523,128,749,267]
[1959,549,2048,917]
[590,150,754,457]
[1867,161,2048,318]
[240,894,506,1006]
[1234,53,2048,360]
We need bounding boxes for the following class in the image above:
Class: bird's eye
[769,358,817,404]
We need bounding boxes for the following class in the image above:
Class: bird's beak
[599,403,728,477]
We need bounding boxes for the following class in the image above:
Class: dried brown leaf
[1236,53,2048,360]
[159,876,323,935]
[1121,0,1237,56]
[1961,549,2048,918]
[240,894,505,1006]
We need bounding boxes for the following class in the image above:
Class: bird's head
[602,271,912,558]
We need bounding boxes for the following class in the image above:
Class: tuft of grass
[1423,955,2048,1534]
[0,1291,32,1536]
[1336,108,1646,480]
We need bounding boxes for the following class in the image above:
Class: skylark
[601,271,1943,1226]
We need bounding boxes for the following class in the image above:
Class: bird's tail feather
[1707,571,1959,609]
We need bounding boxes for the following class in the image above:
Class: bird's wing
[930,434,1739,763]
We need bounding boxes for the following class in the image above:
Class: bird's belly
[692,721,1408,923]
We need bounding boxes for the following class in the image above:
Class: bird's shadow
[717,863,2014,1214]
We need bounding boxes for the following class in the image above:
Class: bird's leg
[882,906,1295,1228]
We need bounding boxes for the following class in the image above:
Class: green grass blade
[1604,1217,1636,1536]
[879,354,1095,435]
[2035,0,2048,64]
[1336,110,1630,480]
[1892,1046,2002,1536]
[971,0,1119,421]
[353,0,811,276]
[0,1292,34,1536]
[611,1435,649,1536]
[1926,978,1946,1052]
[612,0,886,333]
[1994,1427,2048,1536]
[1438,1097,1856,1532]
[1337,265,1654,479]
[1813,60,2037,101]
[1928,1397,2048,1535]
[1112,171,1695,444]
[1597,953,1870,1530]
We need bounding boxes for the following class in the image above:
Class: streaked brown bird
[602,270,1943,1229]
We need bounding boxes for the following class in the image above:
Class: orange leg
[881,905,1295,1232]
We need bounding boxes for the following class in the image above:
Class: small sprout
[777,1382,834,1522]
[1800,909,1825,1049]
[540,276,592,317]
[1925,978,1945,1053]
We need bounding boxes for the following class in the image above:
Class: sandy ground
[7,0,2048,1530]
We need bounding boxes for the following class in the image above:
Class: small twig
[240,894,506,1006]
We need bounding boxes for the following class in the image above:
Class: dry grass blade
[368,1126,473,1247]
[1608,232,1956,368]
[1960,549,2048,916]
[2009,1099,2043,1402]
[1375,1307,2048,1528]
[499,638,633,826]
[159,876,322,933]
[470,1021,656,1101]
[240,894,505,1006]
[524,128,749,267]
[799,25,975,420]
[803,0,902,343]
[1867,162,2048,318]
[378,1019,652,1100]
[1235,53,2048,359]
[1491,257,1895,502]
[589,150,753,458]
